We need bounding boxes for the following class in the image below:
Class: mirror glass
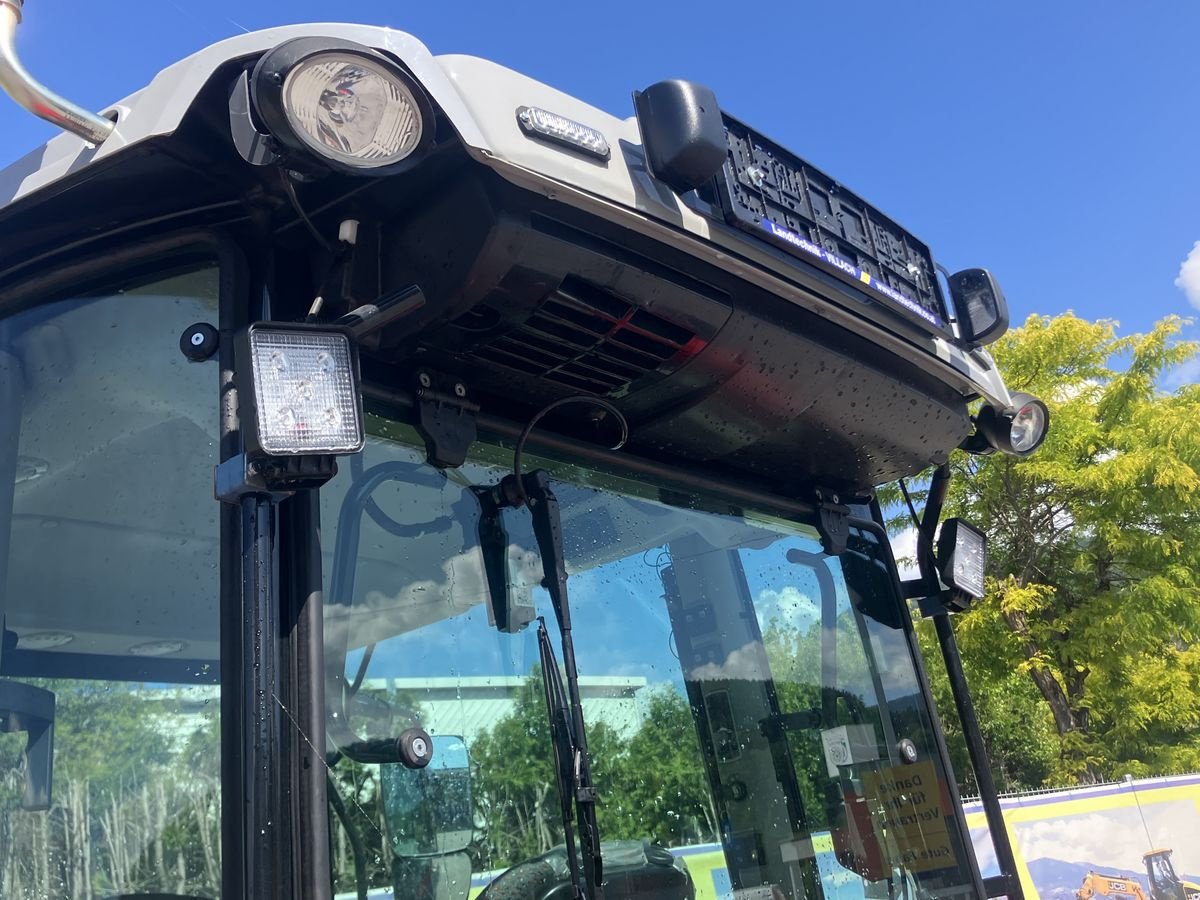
[381,734,472,857]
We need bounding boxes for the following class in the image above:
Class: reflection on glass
[320,430,976,899]
[1,270,222,898]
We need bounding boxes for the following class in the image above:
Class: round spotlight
[250,38,434,176]
[1008,394,1049,455]
[975,392,1050,457]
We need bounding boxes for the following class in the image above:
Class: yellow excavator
[1078,871,1150,900]
[1144,849,1200,900]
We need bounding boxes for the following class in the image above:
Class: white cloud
[1165,355,1200,391]
[757,586,818,630]
[891,526,921,581]
[1013,799,1200,873]
[689,641,772,681]
[1175,241,1200,310]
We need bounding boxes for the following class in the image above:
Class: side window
[0,268,222,898]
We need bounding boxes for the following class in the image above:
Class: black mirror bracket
[815,487,850,556]
[415,370,478,469]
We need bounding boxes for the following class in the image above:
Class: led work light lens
[249,329,363,455]
[1010,399,1047,454]
[940,519,988,600]
[282,54,423,168]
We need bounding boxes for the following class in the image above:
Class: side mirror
[947,268,1009,346]
[381,734,472,857]
[633,80,727,194]
[0,680,55,810]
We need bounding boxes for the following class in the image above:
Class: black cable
[327,772,369,900]
[512,395,629,504]
[898,477,937,561]
[347,643,376,697]
[279,169,333,253]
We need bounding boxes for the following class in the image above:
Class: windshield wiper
[481,469,605,898]
[538,618,591,900]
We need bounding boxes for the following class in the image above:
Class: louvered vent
[467,278,700,394]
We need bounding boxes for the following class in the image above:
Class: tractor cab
[0,8,1046,900]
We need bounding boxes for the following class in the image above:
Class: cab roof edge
[0,0,114,145]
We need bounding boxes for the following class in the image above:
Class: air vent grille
[469,278,700,394]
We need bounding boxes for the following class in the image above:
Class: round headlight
[972,392,1050,457]
[251,38,433,176]
[1009,395,1048,455]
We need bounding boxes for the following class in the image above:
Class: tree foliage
[943,313,1200,783]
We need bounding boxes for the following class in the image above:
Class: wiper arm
[481,469,605,898]
[538,617,588,900]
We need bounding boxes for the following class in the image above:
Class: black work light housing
[234,322,365,459]
[937,518,988,602]
[249,37,434,177]
[948,268,1009,347]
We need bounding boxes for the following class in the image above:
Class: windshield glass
[0,270,221,899]
[320,423,976,900]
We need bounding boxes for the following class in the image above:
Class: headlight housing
[250,38,433,176]
[974,392,1050,457]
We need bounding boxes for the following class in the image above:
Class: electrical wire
[512,395,629,504]
[279,169,333,253]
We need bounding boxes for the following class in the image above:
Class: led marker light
[516,106,610,160]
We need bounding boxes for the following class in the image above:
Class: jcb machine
[1145,850,1200,900]
[1078,872,1150,900]
[0,3,1050,899]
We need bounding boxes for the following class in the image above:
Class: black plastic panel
[712,115,948,334]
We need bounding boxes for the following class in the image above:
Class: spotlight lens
[1010,401,1047,454]
[282,54,423,168]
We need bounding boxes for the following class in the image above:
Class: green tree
[597,686,717,847]
[943,313,1200,783]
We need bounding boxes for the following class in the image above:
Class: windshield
[0,269,221,899]
[320,423,976,900]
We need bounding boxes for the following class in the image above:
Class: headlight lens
[282,54,424,169]
[1009,398,1048,454]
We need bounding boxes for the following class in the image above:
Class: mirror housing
[947,268,1009,346]
[0,680,55,810]
[633,80,727,193]
[381,734,472,857]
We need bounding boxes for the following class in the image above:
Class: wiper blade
[538,618,588,900]
[482,469,605,898]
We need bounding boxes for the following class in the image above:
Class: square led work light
[240,324,365,456]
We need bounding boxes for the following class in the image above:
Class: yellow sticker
[860,271,872,284]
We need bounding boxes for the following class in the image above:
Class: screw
[418,372,432,389]
[746,165,766,188]
[190,331,205,347]
[454,383,466,398]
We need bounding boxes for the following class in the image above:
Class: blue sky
[1,2,1198,383]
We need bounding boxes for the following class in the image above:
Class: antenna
[0,0,114,144]
[1124,773,1156,849]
